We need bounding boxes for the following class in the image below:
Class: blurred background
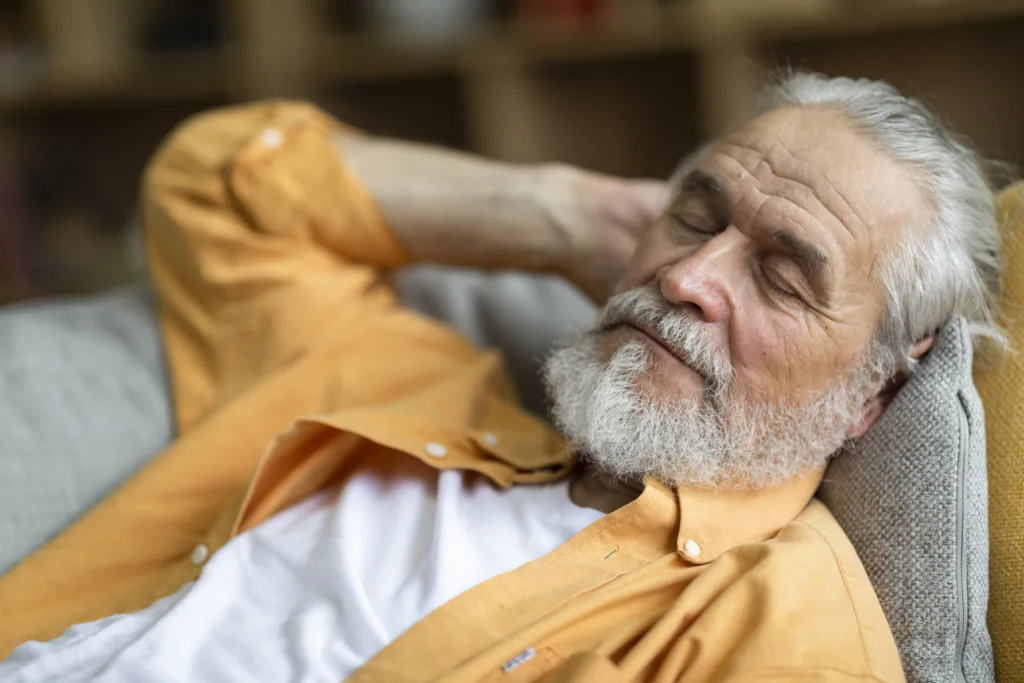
[0,0,1021,303]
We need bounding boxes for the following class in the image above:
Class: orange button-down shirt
[0,102,904,682]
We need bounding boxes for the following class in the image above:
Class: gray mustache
[596,284,734,392]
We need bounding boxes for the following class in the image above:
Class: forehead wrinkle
[762,140,866,240]
[713,141,849,259]
[711,141,874,315]
[704,147,765,227]
[759,176,854,258]
[722,137,866,242]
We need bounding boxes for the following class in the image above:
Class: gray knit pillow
[819,317,994,683]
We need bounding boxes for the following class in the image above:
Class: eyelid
[670,212,721,235]
[759,261,800,299]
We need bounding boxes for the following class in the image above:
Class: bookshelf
[0,0,1022,300]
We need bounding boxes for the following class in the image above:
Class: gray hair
[682,71,1006,375]
[759,71,1005,374]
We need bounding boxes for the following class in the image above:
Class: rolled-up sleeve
[142,101,413,431]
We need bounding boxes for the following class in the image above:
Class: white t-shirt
[1,452,604,683]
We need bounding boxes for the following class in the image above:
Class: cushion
[0,270,592,576]
[0,288,174,575]
[819,317,994,683]
[396,266,595,415]
[976,181,1024,680]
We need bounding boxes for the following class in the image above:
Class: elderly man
[0,72,1001,682]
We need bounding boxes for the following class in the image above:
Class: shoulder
[684,499,905,683]
[789,500,903,679]
[762,499,904,682]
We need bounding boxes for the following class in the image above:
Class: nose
[657,230,739,323]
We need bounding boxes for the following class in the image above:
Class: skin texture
[571,106,936,513]
[338,135,666,303]
[612,106,929,423]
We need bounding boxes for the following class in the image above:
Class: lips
[624,322,692,369]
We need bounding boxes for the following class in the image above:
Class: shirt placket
[348,482,681,683]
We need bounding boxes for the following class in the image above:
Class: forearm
[338,135,574,275]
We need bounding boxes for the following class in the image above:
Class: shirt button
[482,432,500,447]
[191,544,210,566]
[259,128,283,149]
[425,442,448,458]
[683,539,701,558]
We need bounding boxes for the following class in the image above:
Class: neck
[569,463,645,513]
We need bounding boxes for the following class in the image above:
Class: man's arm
[143,101,664,431]
[338,136,665,301]
[337,135,568,274]
[144,102,407,431]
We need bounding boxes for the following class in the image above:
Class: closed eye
[670,213,723,236]
[760,262,800,299]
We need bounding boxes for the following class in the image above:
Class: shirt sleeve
[142,101,414,432]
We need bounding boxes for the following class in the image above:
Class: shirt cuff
[228,101,414,270]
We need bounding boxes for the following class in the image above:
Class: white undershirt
[1,452,604,683]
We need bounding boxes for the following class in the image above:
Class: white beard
[542,285,879,490]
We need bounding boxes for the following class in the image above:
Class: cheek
[728,305,779,396]
[727,300,835,401]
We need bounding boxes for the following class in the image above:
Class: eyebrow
[771,229,833,304]
[679,169,727,205]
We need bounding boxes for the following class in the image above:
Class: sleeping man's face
[544,105,930,488]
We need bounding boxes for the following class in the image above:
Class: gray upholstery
[0,269,591,575]
[820,316,995,683]
[0,288,173,575]
[0,271,994,683]
[397,266,595,414]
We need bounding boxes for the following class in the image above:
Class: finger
[602,179,669,237]
[625,179,671,219]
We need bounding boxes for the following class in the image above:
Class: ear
[909,335,935,359]
[847,334,936,440]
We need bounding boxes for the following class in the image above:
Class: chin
[631,370,704,407]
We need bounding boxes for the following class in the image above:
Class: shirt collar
[667,468,825,564]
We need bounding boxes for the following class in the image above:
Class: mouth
[622,322,694,369]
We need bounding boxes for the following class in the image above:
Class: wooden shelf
[0,49,225,111]
[3,0,1022,111]
[710,0,1024,42]
[3,0,1024,302]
